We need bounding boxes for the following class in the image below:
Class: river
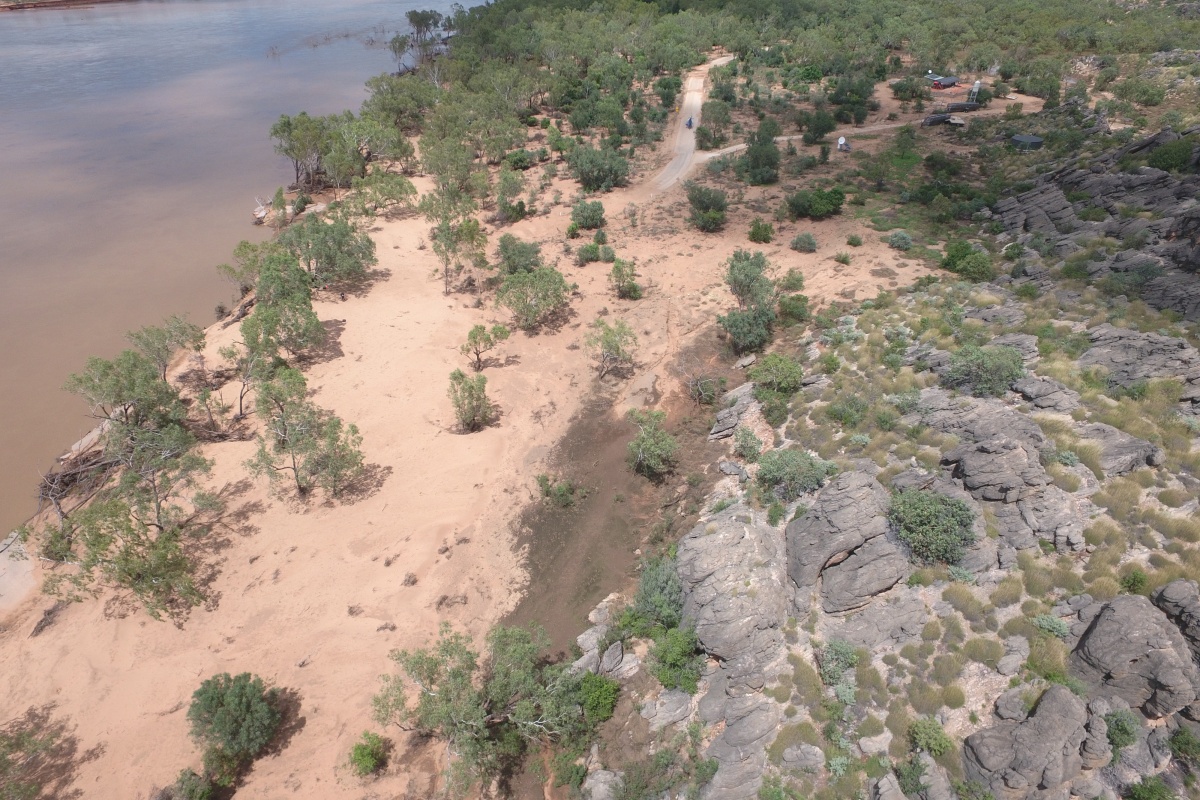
[0,0,450,537]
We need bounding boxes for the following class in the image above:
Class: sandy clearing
[0,55,936,798]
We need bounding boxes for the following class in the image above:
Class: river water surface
[0,0,449,536]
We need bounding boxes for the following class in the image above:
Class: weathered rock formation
[1012,376,1081,413]
[785,472,909,613]
[1070,594,1200,719]
[1079,324,1200,411]
[1074,421,1165,477]
[913,389,1047,449]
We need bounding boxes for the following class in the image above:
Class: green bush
[1105,709,1139,752]
[448,369,493,431]
[497,267,573,329]
[1114,78,1165,107]
[951,252,995,282]
[909,717,953,756]
[818,639,859,685]
[687,183,728,232]
[1033,614,1071,639]
[496,234,543,274]
[779,294,811,326]
[790,233,818,253]
[627,409,678,478]
[724,250,774,308]
[571,200,607,229]
[350,731,388,777]
[1126,776,1174,800]
[187,673,281,786]
[756,449,836,501]
[847,234,863,247]
[632,554,684,630]
[894,757,928,795]
[167,769,213,800]
[567,145,629,191]
[719,306,775,353]
[748,353,804,393]
[1170,726,1200,767]
[576,242,602,265]
[1148,138,1194,172]
[609,259,642,300]
[733,426,762,462]
[651,627,703,694]
[889,489,976,565]
[1121,568,1149,595]
[778,269,806,292]
[784,187,845,220]
[826,396,868,427]
[749,218,775,243]
[580,673,621,723]
[888,230,913,251]
[943,345,1025,397]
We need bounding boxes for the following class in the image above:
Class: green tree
[126,315,206,382]
[349,731,388,777]
[362,72,441,134]
[566,145,629,192]
[277,212,378,285]
[448,369,493,431]
[724,250,774,309]
[419,187,487,295]
[784,187,845,220]
[889,489,976,565]
[626,409,678,478]
[570,200,607,230]
[460,324,511,371]
[497,268,574,329]
[64,349,185,429]
[495,163,527,223]
[349,171,418,218]
[244,252,326,358]
[270,112,330,190]
[496,234,543,274]
[217,240,283,298]
[609,259,642,300]
[585,319,638,377]
[187,673,281,786]
[943,345,1025,397]
[686,182,728,232]
[756,449,836,500]
[246,368,365,497]
[748,353,804,393]
[372,623,590,793]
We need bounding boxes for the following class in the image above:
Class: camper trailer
[931,76,958,90]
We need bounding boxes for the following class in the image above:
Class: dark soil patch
[504,328,737,654]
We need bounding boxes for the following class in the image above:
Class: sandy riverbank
[0,56,952,796]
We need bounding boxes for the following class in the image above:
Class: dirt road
[650,55,735,194]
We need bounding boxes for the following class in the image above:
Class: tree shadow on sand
[324,463,393,507]
[297,318,346,367]
[0,704,105,800]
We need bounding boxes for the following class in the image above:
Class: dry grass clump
[1052,558,1085,593]
[1142,509,1200,543]
[1156,487,1192,508]
[856,660,888,707]
[942,685,966,709]
[767,721,822,765]
[1026,634,1068,677]
[909,681,945,715]
[990,577,1024,607]
[789,652,824,706]
[1047,463,1083,492]
[1087,575,1120,600]
[1084,521,1126,548]
[1018,552,1055,598]
[885,702,913,758]
[922,620,942,641]
[1092,477,1142,522]
[963,637,1004,668]
[940,614,966,647]
[858,715,885,738]
[931,653,964,686]
[942,584,986,622]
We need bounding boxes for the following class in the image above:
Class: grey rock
[786,472,909,613]
[872,774,907,800]
[942,438,1048,502]
[963,685,1089,798]
[698,670,728,725]
[610,652,640,680]
[997,654,1025,677]
[780,743,824,770]
[991,333,1041,365]
[704,694,779,799]
[830,589,929,648]
[914,388,1047,449]
[640,689,693,732]
[918,752,955,800]
[859,730,893,756]
[1070,594,1200,718]
[572,650,600,675]
[583,769,622,800]
[719,461,749,480]
[1080,701,1113,770]
[678,505,789,693]
[1012,376,1082,412]
[577,624,607,655]
[709,383,757,440]
[735,354,757,369]
[995,688,1030,721]
[967,303,1027,327]
[1151,579,1200,659]
[599,640,623,674]
[1074,422,1165,476]
[1079,323,1200,400]
[987,482,1087,552]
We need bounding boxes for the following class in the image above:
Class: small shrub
[834,251,852,265]
[749,218,775,243]
[580,673,620,723]
[943,345,1025,397]
[734,426,763,462]
[749,353,804,393]
[888,230,913,251]
[785,187,846,220]
[963,637,1004,668]
[571,200,607,229]
[1170,726,1200,767]
[894,757,927,795]
[790,233,818,253]
[1120,568,1149,595]
[1126,776,1174,800]
[651,627,703,693]
[1104,709,1139,753]
[818,640,859,685]
[609,259,642,299]
[166,769,213,800]
[826,396,868,427]
[631,555,684,630]
[778,269,806,291]
[1032,614,1070,639]
[448,369,492,431]
[756,449,837,501]
[575,242,602,265]
[889,490,976,565]
[719,306,776,353]
[909,717,952,756]
[1148,138,1194,172]
[627,409,678,478]
[847,234,863,247]
[767,502,786,526]
[687,182,729,232]
[187,673,281,786]
[779,294,811,326]
[990,577,1024,607]
[350,731,388,777]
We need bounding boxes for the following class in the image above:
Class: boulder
[966,303,1027,327]
[599,641,624,674]
[1080,700,1113,770]
[1070,594,1200,718]
[785,472,909,613]
[988,484,1087,552]
[1151,579,1200,660]
[995,688,1030,721]
[962,685,1089,798]
[640,689,693,732]
[780,743,824,770]
[990,333,1041,365]
[677,505,789,693]
[583,769,622,800]
[1078,324,1200,400]
[830,589,929,649]
[942,438,1048,502]
[1012,376,1081,413]
[1074,421,1165,477]
[709,383,757,440]
[913,389,1046,449]
[871,774,907,800]
[859,730,893,756]
[703,694,779,799]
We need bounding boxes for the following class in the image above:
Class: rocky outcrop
[1070,595,1200,718]
[1074,422,1165,477]
[709,382,757,440]
[785,472,909,613]
[967,303,1027,327]
[990,483,1087,552]
[913,389,1047,449]
[942,438,1048,502]
[677,506,789,799]
[962,685,1090,799]
[1152,579,1200,662]
[991,333,1040,365]
[1012,376,1081,413]
[1079,324,1200,403]
[678,505,788,693]
[829,589,930,649]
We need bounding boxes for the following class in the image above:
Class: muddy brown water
[0,0,458,536]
